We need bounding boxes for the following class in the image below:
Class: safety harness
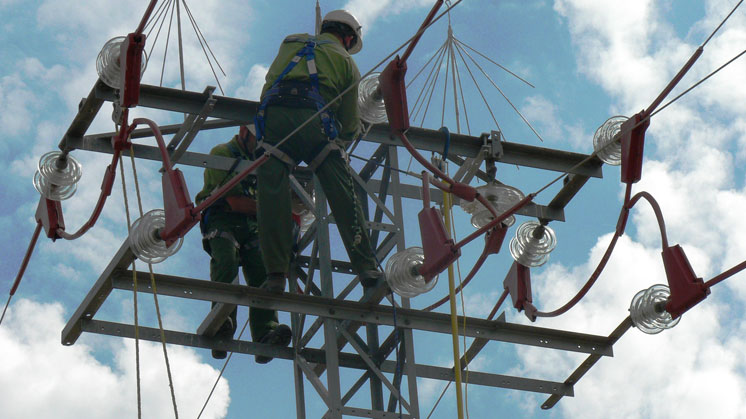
[200,138,260,254]
[254,36,346,171]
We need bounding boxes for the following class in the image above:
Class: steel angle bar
[326,407,414,419]
[357,144,389,182]
[295,354,332,407]
[58,80,107,152]
[169,86,217,164]
[407,362,574,396]
[95,83,256,122]
[364,125,603,178]
[541,316,633,409]
[91,84,601,177]
[66,133,257,173]
[299,273,360,349]
[339,329,412,413]
[348,170,398,224]
[109,271,613,356]
[196,277,239,336]
[547,173,591,212]
[80,117,238,146]
[296,256,355,275]
[367,179,566,221]
[61,239,135,346]
[84,319,572,397]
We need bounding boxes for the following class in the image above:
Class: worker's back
[261,32,361,142]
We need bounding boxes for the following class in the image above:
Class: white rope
[119,150,143,419]
[129,150,180,419]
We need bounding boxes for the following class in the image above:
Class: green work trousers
[257,105,377,276]
[204,211,277,341]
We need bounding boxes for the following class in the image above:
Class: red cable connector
[378,58,409,134]
[35,197,64,241]
[663,244,709,319]
[503,261,536,321]
[119,33,146,108]
[620,112,650,184]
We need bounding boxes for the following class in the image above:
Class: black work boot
[211,317,235,360]
[255,324,292,364]
[261,272,286,293]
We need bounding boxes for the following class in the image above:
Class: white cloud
[520,95,591,149]
[0,74,38,137]
[342,0,433,32]
[234,64,268,101]
[510,0,746,416]
[0,299,230,419]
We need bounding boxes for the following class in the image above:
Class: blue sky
[2,0,746,418]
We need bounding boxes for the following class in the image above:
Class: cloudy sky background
[2,0,746,418]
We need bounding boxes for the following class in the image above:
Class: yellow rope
[129,148,180,419]
[453,199,470,419]
[119,152,142,419]
[442,189,464,419]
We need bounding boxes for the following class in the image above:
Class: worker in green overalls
[255,10,384,293]
[196,124,291,363]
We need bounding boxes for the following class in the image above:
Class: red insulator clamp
[417,206,460,282]
[484,225,507,255]
[620,112,650,184]
[663,244,709,319]
[378,57,410,134]
[119,33,146,108]
[35,196,64,241]
[503,261,536,321]
[160,168,198,246]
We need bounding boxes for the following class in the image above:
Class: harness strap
[307,141,346,172]
[258,140,296,167]
[203,229,241,250]
[255,36,339,143]
[203,229,261,251]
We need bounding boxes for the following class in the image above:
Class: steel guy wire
[159,0,177,88]
[146,0,174,68]
[407,41,449,89]
[182,0,226,76]
[452,40,472,135]
[455,37,535,88]
[458,40,545,143]
[452,40,504,138]
[410,39,448,124]
[197,315,251,419]
[182,0,226,94]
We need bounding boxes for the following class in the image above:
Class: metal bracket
[487,130,504,160]
[166,85,217,164]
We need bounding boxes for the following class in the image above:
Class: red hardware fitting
[379,57,410,134]
[417,207,460,282]
[119,33,146,108]
[160,168,198,246]
[620,112,650,184]
[663,244,709,319]
[503,261,536,321]
[450,182,478,203]
[484,225,507,255]
[35,196,64,241]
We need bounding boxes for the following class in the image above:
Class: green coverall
[195,135,278,341]
[257,32,378,277]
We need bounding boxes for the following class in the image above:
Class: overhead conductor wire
[523,0,745,316]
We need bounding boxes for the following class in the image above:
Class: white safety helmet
[322,9,363,54]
